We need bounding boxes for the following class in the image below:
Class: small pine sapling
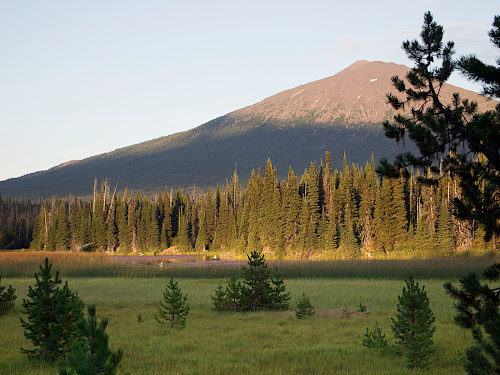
[156,278,190,328]
[391,277,435,369]
[342,305,353,319]
[0,275,16,315]
[225,274,242,312]
[362,322,388,350]
[269,268,290,311]
[211,284,229,311]
[58,305,123,375]
[356,303,367,313]
[295,293,315,319]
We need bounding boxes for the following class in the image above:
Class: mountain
[1,60,496,198]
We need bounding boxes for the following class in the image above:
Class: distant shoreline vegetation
[1,152,497,257]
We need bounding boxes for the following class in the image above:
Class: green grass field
[0,253,498,374]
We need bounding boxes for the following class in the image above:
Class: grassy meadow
[0,251,499,374]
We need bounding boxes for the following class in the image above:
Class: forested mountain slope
[0,60,495,198]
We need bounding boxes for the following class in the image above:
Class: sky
[0,1,498,181]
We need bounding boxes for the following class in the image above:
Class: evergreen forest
[10,152,494,258]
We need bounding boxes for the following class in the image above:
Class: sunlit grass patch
[1,276,479,374]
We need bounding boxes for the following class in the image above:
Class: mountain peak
[1,60,497,197]
[231,60,495,126]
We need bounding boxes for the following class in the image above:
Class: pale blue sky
[0,1,497,181]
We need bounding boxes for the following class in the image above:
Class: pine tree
[211,284,229,311]
[239,251,273,311]
[156,278,190,328]
[0,275,16,315]
[304,213,317,253]
[271,181,284,255]
[437,199,453,253]
[214,190,230,250]
[379,12,500,239]
[160,187,172,249]
[75,203,92,251]
[297,196,310,255]
[323,152,333,212]
[359,158,378,253]
[55,201,70,251]
[92,190,107,252]
[195,206,209,252]
[30,214,45,251]
[225,274,242,312]
[176,208,191,252]
[241,171,261,253]
[58,305,123,375]
[282,167,301,249]
[146,202,159,251]
[21,258,84,362]
[391,277,436,368]
[46,205,57,251]
[339,213,360,258]
[307,162,320,228]
[106,198,118,252]
[390,177,409,252]
[414,207,434,254]
[373,178,392,253]
[325,184,340,253]
[444,263,500,375]
[362,322,388,350]
[260,159,277,248]
[269,268,290,311]
[295,293,315,319]
[115,197,129,252]
[211,273,242,312]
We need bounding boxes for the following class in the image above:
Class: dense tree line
[27,153,496,257]
[0,197,39,249]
